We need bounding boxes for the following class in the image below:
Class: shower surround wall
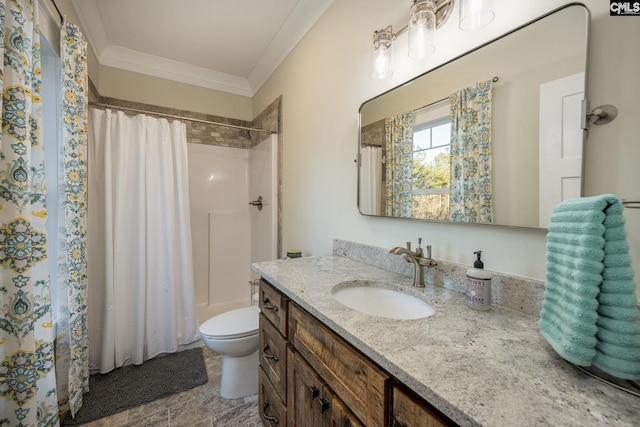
[89,82,282,322]
[188,143,251,320]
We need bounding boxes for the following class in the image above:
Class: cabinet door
[327,389,364,427]
[289,303,389,427]
[287,348,325,427]
[392,385,450,427]
[288,348,364,427]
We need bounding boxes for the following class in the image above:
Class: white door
[250,134,278,269]
[538,72,585,228]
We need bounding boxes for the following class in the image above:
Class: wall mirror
[358,4,589,229]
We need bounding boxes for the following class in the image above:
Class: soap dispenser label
[466,277,491,306]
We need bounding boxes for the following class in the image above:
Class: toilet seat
[200,306,259,340]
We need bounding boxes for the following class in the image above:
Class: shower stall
[188,134,278,322]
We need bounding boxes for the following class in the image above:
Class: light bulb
[408,0,436,59]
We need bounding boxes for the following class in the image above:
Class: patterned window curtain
[0,1,60,425]
[54,22,89,418]
[385,112,414,217]
[448,80,493,223]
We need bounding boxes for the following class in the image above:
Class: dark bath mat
[62,347,208,425]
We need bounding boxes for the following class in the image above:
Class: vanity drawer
[288,303,389,427]
[259,313,287,403]
[260,279,288,336]
[259,366,287,427]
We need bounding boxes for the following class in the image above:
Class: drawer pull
[262,345,279,362]
[262,400,279,424]
[307,385,319,399]
[317,397,330,413]
[263,298,279,311]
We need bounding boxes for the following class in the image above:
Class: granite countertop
[253,255,640,427]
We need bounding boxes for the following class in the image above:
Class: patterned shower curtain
[54,22,89,418]
[0,1,59,425]
[385,112,414,217]
[449,80,493,223]
[0,4,89,423]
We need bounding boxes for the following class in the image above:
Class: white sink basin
[331,281,435,320]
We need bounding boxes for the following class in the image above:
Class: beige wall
[252,0,640,285]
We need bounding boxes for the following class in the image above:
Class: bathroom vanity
[258,278,448,426]
[254,254,640,426]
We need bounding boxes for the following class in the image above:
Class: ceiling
[70,0,335,97]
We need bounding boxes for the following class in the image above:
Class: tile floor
[76,348,262,427]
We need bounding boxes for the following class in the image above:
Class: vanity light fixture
[372,0,495,80]
[372,26,394,80]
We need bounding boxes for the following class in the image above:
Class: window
[412,102,451,220]
[41,36,62,293]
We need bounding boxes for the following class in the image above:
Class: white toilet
[199,305,260,399]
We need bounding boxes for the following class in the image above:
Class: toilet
[199,305,260,399]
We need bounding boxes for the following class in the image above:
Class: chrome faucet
[390,238,437,288]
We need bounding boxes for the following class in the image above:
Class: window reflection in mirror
[411,102,451,221]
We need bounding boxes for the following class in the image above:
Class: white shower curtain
[88,108,200,373]
[359,146,382,215]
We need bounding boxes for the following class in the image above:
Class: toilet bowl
[199,305,260,399]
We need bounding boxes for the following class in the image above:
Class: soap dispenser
[466,251,492,311]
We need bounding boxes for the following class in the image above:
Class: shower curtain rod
[89,102,275,135]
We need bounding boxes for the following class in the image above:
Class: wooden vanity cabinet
[259,278,454,427]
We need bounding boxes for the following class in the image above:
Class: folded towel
[539,194,640,380]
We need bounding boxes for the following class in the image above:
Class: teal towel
[539,194,640,380]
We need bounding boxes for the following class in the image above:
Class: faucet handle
[415,237,424,257]
[406,241,411,251]
[426,244,432,258]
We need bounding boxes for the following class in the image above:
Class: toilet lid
[200,306,259,339]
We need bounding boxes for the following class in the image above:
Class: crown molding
[100,44,253,96]
[70,0,335,97]
[248,0,335,94]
